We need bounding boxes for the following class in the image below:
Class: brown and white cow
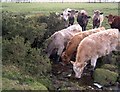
[61,27,105,64]
[46,24,82,63]
[71,29,119,78]
[106,14,120,31]
[93,10,104,28]
[77,10,91,31]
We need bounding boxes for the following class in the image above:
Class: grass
[1,2,119,29]
[2,65,48,90]
[1,2,119,30]
[1,2,119,15]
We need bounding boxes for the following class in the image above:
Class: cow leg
[82,26,86,31]
[91,56,98,69]
[56,46,64,63]
[90,56,98,78]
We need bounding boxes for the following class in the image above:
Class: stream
[51,62,120,91]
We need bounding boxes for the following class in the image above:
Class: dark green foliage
[38,12,65,39]
[2,11,66,90]
[94,68,118,86]
[101,64,118,73]
[3,36,51,76]
[2,11,47,45]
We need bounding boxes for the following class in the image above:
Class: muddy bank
[51,62,120,91]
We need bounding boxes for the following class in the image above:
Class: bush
[2,11,67,90]
[38,12,65,39]
[101,64,118,72]
[94,68,118,86]
[2,11,65,49]
[2,36,51,76]
[2,11,47,45]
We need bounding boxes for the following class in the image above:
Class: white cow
[46,24,82,62]
[71,29,119,78]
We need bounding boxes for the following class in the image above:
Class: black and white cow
[92,10,104,28]
[61,8,78,27]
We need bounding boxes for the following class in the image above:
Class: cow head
[61,52,70,64]
[68,9,78,17]
[93,15,100,28]
[70,61,87,78]
[77,12,91,31]
[105,14,115,24]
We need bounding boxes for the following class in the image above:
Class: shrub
[2,11,47,45]
[94,68,118,86]
[101,64,118,72]
[38,12,65,39]
[2,11,65,49]
[2,36,51,76]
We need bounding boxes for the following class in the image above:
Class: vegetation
[2,11,65,90]
[2,2,118,15]
[1,2,120,91]
[94,68,118,86]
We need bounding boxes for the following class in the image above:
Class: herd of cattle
[45,8,120,78]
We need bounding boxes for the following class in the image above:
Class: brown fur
[61,27,105,64]
[106,14,120,31]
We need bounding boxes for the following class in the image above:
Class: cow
[105,14,120,31]
[61,27,105,64]
[77,10,91,31]
[61,8,78,27]
[68,9,78,26]
[46,24,82,63]
[92,10,104,28]
[70,29,119,78]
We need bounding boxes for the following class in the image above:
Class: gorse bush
[38,12,65,39]
[3,36,51,76]
[2,11,65,90]
[2,11,65,48]
[2,11,47,45]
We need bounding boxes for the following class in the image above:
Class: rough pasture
[2,2,118,29]
[2,2,120,91]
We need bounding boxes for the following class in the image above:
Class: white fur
[46,24,82,61]
[80,10,88,15]
[72,29,119,78]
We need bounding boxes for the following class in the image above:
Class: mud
[51,62,120,91]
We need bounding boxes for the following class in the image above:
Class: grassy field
[2,2,119,29]
[1,2,119,15]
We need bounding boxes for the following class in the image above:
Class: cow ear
[70,61,75,65]
[87,16,91,18]
[113,16,116,19]
[61,13,63,15]
[100,12,103,14]
[94,10,97,13]
[105,16,108,18]
[75,10,78,13]
[68,13,70,16]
